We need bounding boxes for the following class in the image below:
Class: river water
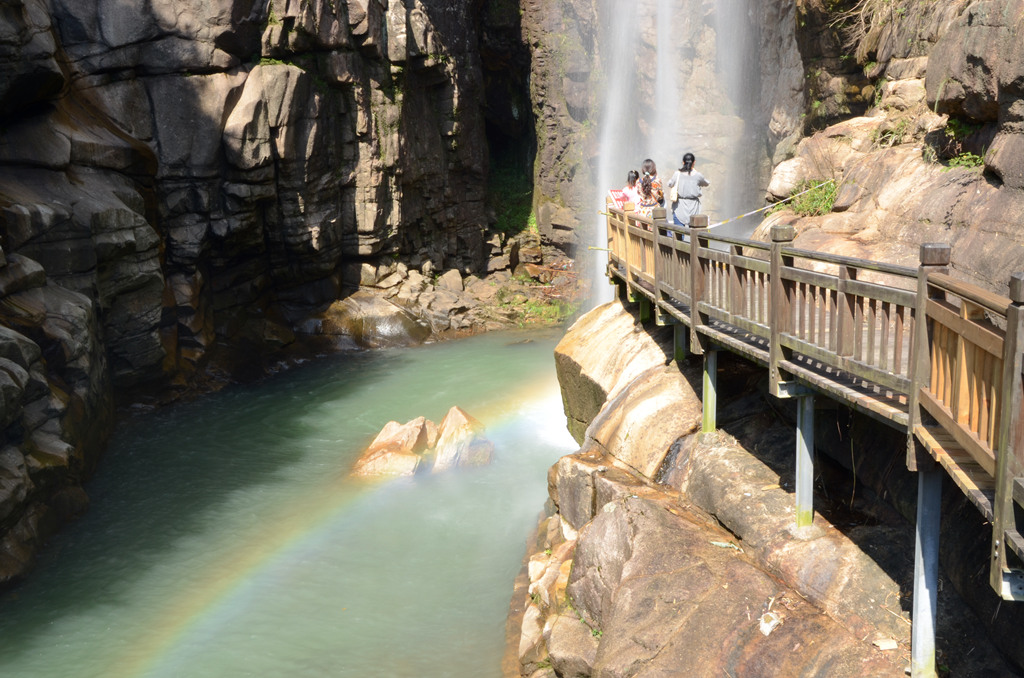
[0,329,577,678]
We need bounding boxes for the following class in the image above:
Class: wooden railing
[605,206,1024,599]
[919,274,1010,473]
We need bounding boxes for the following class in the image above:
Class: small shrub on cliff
[794,179,838,216]
[943,152,984,172]
[927,117,989,170]
[871,117,910,147]
[769,180,838,218]
[945,118,980,142]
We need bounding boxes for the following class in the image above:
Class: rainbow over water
[0,330,576,678]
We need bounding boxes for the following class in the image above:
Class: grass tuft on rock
[767,179,839,218]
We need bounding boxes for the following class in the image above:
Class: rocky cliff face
[0,0,536,582]
[762,0,1024,296]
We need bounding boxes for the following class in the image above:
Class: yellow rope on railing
[708,179,834,229]
[598,180,834,229]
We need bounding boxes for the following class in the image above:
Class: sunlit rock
[554,299,674,443]
[562,491,902,677]
[435,269,464,292]
[766,156,808,200]
[351,406,491,478]
[583,362,702,478]
[432,406,493,472]
[351,416,431,477]
[545,611,597,677]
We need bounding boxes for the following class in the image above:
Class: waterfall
[711,0,765,239]
[590,0,642,306]
[653,0,679,157]
[588,0,767,304]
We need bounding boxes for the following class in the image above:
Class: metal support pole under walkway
[702,349,717,433]
[795,394,815,529]
[912,466,942,678]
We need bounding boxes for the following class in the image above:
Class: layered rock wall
[0,0,532,582]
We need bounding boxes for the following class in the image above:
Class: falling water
[590,0,641,305]
[652,0,679,165]
[590,0,768,293]
[711,0,766,239]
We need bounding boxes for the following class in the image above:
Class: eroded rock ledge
[504,299,1019,678]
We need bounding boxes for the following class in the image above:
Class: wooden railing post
[729,244,744,319]
[907,243,951,471]
[606,211,627,301]
[836,265,857,357]
[688,214,710,356]
[769,224,795,397]
[991,272,1024,599]
[652,208,668,325]
[618,214,626,284]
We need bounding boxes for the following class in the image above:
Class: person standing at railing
[641,158,664,206]
[622,169,641,205]
[635,172,660,218]
[667,152,710,226]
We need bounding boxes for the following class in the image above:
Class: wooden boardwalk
[604,206,1024,607]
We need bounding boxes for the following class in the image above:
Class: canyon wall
[0,0,531,582]
[4,0,1024,597]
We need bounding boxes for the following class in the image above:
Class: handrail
[782,245,919,279]
[604,207,1024,598]
[929,271,1012,316]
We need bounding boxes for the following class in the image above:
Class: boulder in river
[351,407,492,478]
[350,416,433,477]
[432,406,493,472]
[315,289,431,349]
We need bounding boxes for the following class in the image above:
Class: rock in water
[351,416,431,477]
[432,406,494,472]
[351,408,492,478]
[318,289,431,349]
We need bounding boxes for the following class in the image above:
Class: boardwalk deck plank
[915,424,995,520]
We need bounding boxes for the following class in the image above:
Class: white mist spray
[590,0,642,306]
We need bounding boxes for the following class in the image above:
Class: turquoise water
[0,329,577,678]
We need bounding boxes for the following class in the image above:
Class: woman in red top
[622,169,641,205]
